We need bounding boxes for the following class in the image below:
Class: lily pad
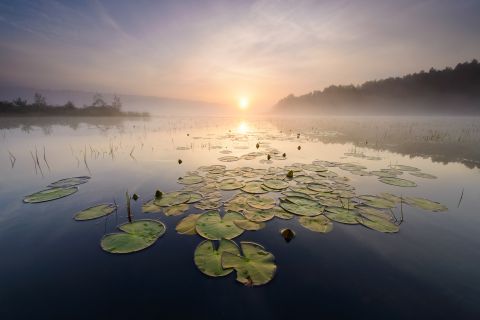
[404,197,448,212]
[379,177,417,187]
[194,198,222,210]
[48,176,90,188]
[298,215,333,233]
[74,203,117,221]
[24,187,78,203]
[280,199,324,217]
[247,195,276,210]
[272,206,294,220]
[194,239,240,277]
[243,208,275,222]
[392,165,420,172]
[324,207,359,224]
[218,156,240,162]
[263,179,289,190]
[154,192,191,207]
[142,200,162,213]
[241,181,269,194]
[358,195,397,209]
[221,241,277,286]
[100,219,166,254]
[196,211,245,240]
[178,175,204,185]
[357,214,399,233]
[164,203,189,216]
[176,213,202,235]
[409,172,437,179]
[218,179,245,191]
[233,219,265,231]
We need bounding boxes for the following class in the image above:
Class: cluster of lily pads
[22,159,447,287]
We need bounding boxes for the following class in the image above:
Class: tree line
[275,60,480,115]
[0,93,147,117]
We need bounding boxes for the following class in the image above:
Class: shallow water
[0,116,479,320]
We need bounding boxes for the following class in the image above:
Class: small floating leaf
[154,192,191,207]
[378,177,417,187]
[74,203,116,221]
[391,165,420,172]
[358,195,397,209]
[221,241,277,286]
[100,219,166,254]
[142,200,162,213]
[404,197,448,212]
[177,175,204,185]
[176,213,202,235]
[272,206,294,220]
[48,176,90,188]
[409,172,437,179]
[194,239,240,277]
[24,187,78,203]
[298,215,333,233]
[243,208,275,222]
[164,203,189,216]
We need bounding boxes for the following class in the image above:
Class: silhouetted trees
[276,60,480,115]
[0,93,147,117]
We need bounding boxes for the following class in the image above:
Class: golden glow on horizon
[238,97,250,110]
[237,121,250,134]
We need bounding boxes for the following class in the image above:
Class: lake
[0,115,479,320]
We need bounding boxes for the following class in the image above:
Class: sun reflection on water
[237,121,250,134]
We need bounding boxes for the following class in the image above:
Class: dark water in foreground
[0,116,479,319]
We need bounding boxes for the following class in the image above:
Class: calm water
[0,116,479,320]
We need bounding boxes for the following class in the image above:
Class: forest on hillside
[275,60,480,115]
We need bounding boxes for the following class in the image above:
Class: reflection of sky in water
[0,116,480,319]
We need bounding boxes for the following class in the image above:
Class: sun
[238,97,250,110]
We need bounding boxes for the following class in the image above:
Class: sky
[0,0,479,108]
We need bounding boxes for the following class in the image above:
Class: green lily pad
[154,192,191,207]
[247,195,276,210]
[355,206,392,220]
[289,186,318,195]
[221,241,277,286]
[298,215,333,233]
[218,156,240,162]
[392,165,420,172]
[142,200,162,213]
[370,170,398,178]
[194,239,240,277]
[357,214,399,233]
[48,176,90,188]
[272,206,294,220]
[100,219,166,254]
[194,198,222,210]
[241,181,269,194]
[196,211,245,240]
[307,183,332,193]
[283,196,318,207]
[358,195,397,209]
[302,164,327,172]
[178,175,204,185]
[24,187,78,203]
[317,196,343,207]
[324,207,359,224]
[176,213,202,235]
[233,219,265,231]
[280,199,324,217]
[379,177,417,187]
[243,208,275,222]
[218,179,245,191]
[74,203,117,221]
[184,192,204,203]
[404,197,448,212]
[263,179,289,190]
[409,172,437,179]
[164,203,189,216]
